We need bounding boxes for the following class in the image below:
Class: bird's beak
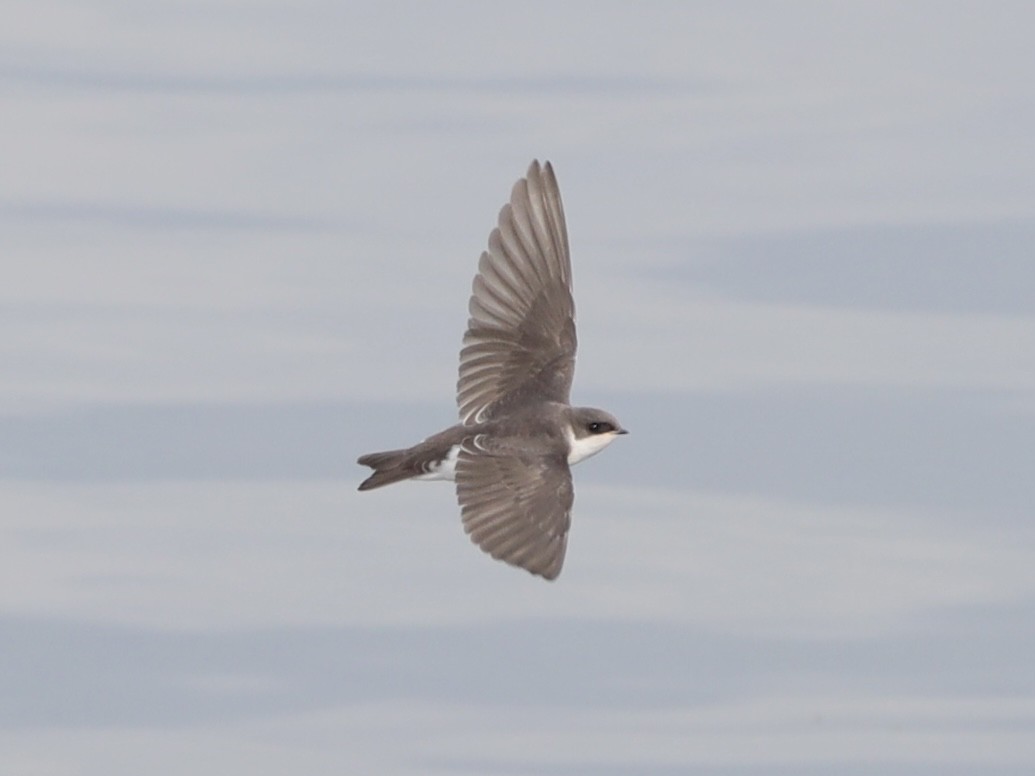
[616,428,629,435]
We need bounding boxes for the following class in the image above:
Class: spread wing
[455,439,573,580]
[457,160,576,424]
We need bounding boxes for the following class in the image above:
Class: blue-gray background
[2,2,1034,773]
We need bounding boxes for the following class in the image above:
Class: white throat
[565,427,618,465]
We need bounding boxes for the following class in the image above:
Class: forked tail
[356,449,417,491]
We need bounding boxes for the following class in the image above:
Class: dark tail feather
[357,449,415,491]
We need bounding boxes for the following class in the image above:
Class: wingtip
[527,158,555,179]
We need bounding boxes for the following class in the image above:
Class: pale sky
[2,2,1034,774]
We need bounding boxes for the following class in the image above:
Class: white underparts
[566,428,620,465]
[411,431,614,483]
[414,444,460,482]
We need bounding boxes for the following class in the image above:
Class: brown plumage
[358,161,626,580]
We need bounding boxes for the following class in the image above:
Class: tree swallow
[358,160,627,580]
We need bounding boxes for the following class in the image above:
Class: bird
[357,160,627,580]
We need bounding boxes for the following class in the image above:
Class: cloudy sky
[2,2,1034,774]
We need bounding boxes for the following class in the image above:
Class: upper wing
[457,160,576,424]
[455,438,573,580]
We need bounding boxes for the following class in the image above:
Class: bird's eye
[588,421,613,434]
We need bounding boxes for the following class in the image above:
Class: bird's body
[358,161,626,580]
